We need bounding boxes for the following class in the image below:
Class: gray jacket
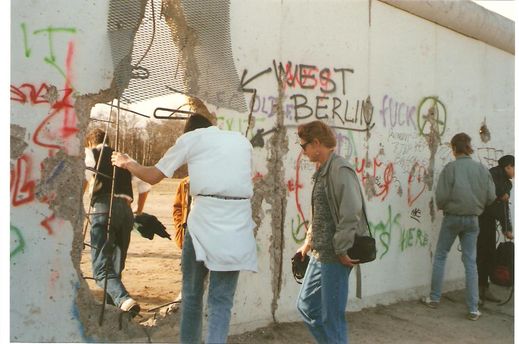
[435,155,496,216]
[320,153,369,255]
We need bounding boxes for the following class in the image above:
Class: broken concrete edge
[249,69,290,323]
[69,1,209,337]
[71,92,185,342]
[71,0,293,336]
[37,151,84,223]
[68,90,144,341]
[10,124,28,162]
[69,0,156,338]
[162,0,200,95]
[268,74,290,322]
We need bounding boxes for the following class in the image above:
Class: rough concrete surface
[10,124,27,161]
[229,286,514,344]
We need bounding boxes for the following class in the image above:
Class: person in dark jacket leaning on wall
[477,155,514,304]
[295,120,368,344]
[83,128,143,315]
[422,133,495,321]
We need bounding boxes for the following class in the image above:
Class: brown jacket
[173,177,190,249]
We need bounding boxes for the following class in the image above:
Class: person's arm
[332,166,361,267]
[485,169,497,207]
[503,205,513,239]
[117,135,189,184]
[296,224,313,260]
[135,191,149,215]
[490,167,507,198]
[500,203,513,239]
[435,166,451,210]
[172,182,185,249]
[111,152,165,185]
[83,148,95,194]
[132,176,151,214]
[173,185,183,226]
[494,199,513,236]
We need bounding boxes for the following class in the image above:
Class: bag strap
[360,192,373,238]
[356,264,362,299]
[319,157,373,299]
[348,165,373,238]
[353,170,370,299]
[346,164,372,299]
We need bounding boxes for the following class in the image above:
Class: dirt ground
[229,286,514,344]
[81,178,514,343]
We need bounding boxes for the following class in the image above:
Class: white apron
[187,196,258,272]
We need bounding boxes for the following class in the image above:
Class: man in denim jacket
[422,133,495,321]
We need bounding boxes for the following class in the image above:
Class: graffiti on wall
[11,154,36,207]
[379,94,417,130]
[11,23,78,259]
[355,155,396,202]
[417,96,447,138]
[407,162,428,207]
[241,58,507,262]
[239,60,375,133]
[369,205,429,258]
[280,91,456,261]
[20,23,77,81]
[291,214,309,244]
[477,147,504,168]
[10,225,26,258]
[13,23,79,150]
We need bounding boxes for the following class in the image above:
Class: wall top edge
[378,0,515,55]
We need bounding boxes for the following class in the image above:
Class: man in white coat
[111,97,257,343]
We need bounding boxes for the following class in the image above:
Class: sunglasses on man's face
[300,141,310,151]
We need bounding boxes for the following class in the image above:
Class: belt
[197,194,248,200]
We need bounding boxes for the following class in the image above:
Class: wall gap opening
[78,94,192,334]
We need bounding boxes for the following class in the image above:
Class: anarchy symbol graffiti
[417,96,447,137]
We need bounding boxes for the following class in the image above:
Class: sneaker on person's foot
[120,298,140,316]
[421,296,439,309]
[467,310,481,321]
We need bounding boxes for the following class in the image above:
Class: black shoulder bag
[346,173,376,263]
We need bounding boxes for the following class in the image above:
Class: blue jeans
[90,196,134,307]
[297,256,352,344]
[430,214,480,313]
[180,231,240,344]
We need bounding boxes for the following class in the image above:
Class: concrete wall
[227,0,514,331]
[10,1,147,341]
[10,0,514,341]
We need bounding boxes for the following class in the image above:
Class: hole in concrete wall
[74,0,248,337]
[79,96,190,330]
[480,119,491,143]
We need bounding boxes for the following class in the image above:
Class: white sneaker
[421,296,439,309]
[467,310,481,321]
[120,298,140,315]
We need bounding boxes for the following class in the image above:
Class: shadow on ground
[229,286,513,344]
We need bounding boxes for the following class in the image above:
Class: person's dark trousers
[90,195,134,307]
[477,209,497,288]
